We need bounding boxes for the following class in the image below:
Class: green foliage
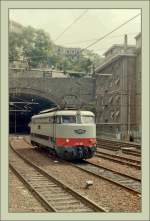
[9,32,23,60]
[9,25,53,67]
[9,21,102,74]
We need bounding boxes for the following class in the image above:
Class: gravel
[9,169,47,212]
[88,156,141,179]
[10,137,141,212]
[97,147,141,161]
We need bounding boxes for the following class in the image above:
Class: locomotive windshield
[62,115,76,124]
[81,115,95,124]
[61,115,95,124]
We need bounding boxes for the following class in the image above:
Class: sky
[9,9,141,56]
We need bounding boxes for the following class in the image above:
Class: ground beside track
[9,169,47,212]
[88,156,141,179]
[9,137,141,212]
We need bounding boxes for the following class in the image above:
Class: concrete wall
[95,58,122,139]
[95,55,139,141]
[135,49,141,141]
[9,45,141,142]
[9,75,95,108]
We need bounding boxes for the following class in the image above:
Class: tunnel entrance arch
[9,88,59,133]
[10,87,61,106]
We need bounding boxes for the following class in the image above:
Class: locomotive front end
[55,111,96,160]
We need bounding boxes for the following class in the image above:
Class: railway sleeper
[51,201,84,207]
[45,196,76,201]
[48,198,79,203]
[42,192,71,197]
[54,204,90,210]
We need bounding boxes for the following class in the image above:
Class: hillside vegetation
[9,21,102,75]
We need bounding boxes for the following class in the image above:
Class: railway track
[13,137,141,194]
[97,138,141,156]
[95,150,141,169]
[22,137,141,194]
[9,143,107,213]
[121,148,141,157]
[72,161,141,195]
[97,138,141,149]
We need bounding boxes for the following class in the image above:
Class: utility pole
[128,84,131,141]
[92,64,95,77]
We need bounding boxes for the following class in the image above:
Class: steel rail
[9,141,108,212]
[96,149,141,164]
[97,144,141,156]
[16,137,141,194]
[9,164,56,212]
[71,160,141,195]
[22,137,141,193]
[121,149,141,157]
[86,160,141,182]
[95,151,141,169]
[97,138,141,149]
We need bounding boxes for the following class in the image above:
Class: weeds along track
[9,142,107,213]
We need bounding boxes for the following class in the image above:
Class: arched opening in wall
[9,93,58,134]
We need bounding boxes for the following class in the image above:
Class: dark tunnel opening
[9,93,57,134]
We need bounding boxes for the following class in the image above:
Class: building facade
[135,33,141,140]
[95,34,141,142]
[55,46,81,58]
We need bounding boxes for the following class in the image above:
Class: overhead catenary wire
[54,9,88,42]
[60,32,138,46]
[81,13,141,51]
[9,13,140,64]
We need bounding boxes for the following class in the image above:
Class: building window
[115,111,120,119]
[115,95,120,102]
[111,111,115,120]
[115,78,120,85]
[109,96,113,103]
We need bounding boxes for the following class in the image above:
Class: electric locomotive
[29,109,96,160]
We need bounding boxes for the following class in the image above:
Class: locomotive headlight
[66,139,70,143]
[90,139,96,144]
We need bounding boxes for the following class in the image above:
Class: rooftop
[95,44,136,73]
[135,32,141,39]
[103,44,136,56]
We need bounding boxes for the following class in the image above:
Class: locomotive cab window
[81,115,95,124]
[62,115,76,124]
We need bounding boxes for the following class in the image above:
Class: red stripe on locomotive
[56,138,96,147]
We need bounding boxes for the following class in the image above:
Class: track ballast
[9,143,107,213]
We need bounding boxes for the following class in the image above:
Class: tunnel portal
[9,93,57,134]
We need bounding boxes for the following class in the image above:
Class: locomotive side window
[62,115,76,124]
[81,116,95,124]
[49,117,53,123]
[56,116,61,124]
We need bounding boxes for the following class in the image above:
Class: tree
[9,21,102,74]
[9,32,23,61]
[21,27,53,67]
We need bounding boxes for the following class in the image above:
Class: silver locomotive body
[30,110,96,160]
